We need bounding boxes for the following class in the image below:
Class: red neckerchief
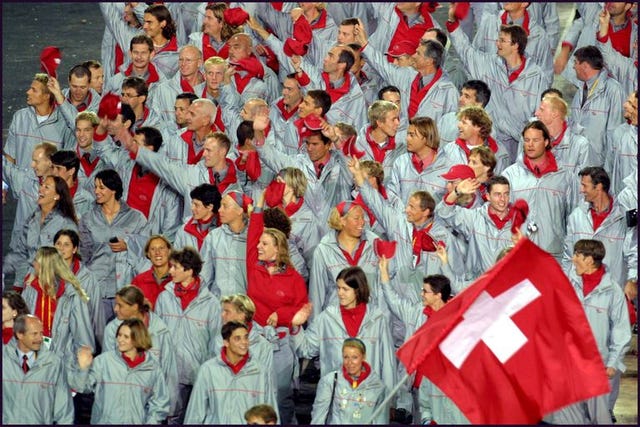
[344,135,365,158]
[235,149,262,181]
[487,204,515,230]
[342,360,372,389]
[322,72,351,104]
[456,135,499,157]
[71,256,81,275]
[68,91,93,112]
[411,151,436,173]
[212,104,226,132]
[590,195,613,231]
[479,184,489,201]
[551,121,569,147]
[408,67,443,118]
[202,34,230,60]
[114,44,125,75]
[276,98,300,121]
[69,180,78,198]
[183,215,216,250]
[313,152,332,178]
[354,193,376,226]
[308,8,327,29]
[582,265,606,297]
[155,35,178,54]
[180,71,204,93]
[412,222,435,265]
[608,19,632,57]
[340,302,367,337]
[422,305,435,318]
[221,347,250,374]
[523,150,558,178]
[134,106,151,129]
[30,277,65,337]
[126,164,160,219]
[2,327,13,344]
[208,158,237,193]
[340,239,367,266]
[365,126,396,163]
[501,9,530,34]
[232,56,265,94]
[77,147,100,177]
[122,351,146,369]
[181,129,208,165]
[284,196,304,217]
[507,56,527,84]
[386,3,436,63]
[124,62,161,85]
[174,277,201,310]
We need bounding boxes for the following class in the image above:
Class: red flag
[397,238,610,424]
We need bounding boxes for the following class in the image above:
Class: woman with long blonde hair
[22,246,94,361]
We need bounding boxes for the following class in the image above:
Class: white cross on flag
[397,238,610,424]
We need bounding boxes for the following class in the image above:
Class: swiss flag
[397,238,610,424]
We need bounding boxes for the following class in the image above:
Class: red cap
[227,191,253,212]
[283,38,308,57]
[441,164,476,181]
[40,46,62,78]
[300,114,324,138]
[511,199,529,234]
[97,93,122,120]
[374,238,397,259]
[386,41,417,58]
[223,7,250,26]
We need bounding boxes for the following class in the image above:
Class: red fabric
[40,46,62,78]
[550,121,568,147]
[213,105,225,132]
[77,148,100,177]
[284,197,304,217]
[365,126,396,163]
[232,56,265,94]
[292,14,313,43]
[590,196,613,231]
[408,68,443,118]
[261,44,280,73]
[202,34,229,60]
[507,56,527,84]
[340,302,367,337]
[264,180,286,208]
[223,7,250,26]
[501,9,530,34]
[487,200,528,233]
[608,20,633,57]
[3,327,13,344]
[234,150,261,181]
[182,216,216,250]
[180,72,203,93]
[454,135,499,157]
[581,265,606,297]
[386,4,436,63]
[412,222,436,262]
[353,193,376,226]
[114,44,125,75]
[122,351,146,369]
[340,240,367,266]
[220,347,250,374]
[374,238,397,259]
[123,62,161,85]
[309,8,328,30]
[295,69,311,86]
[246,212,309,327]
[208,158,238,193]
[284,38,308,57]
[173,277,201,310]
[276,97,300,121]
[181,130,204,164]
[131,269,171,308]
[342,360,372,389]
[322,72,351,104]
[156,36,178,54]
[126,165,160,219]
[30,277,65,337]
[523,151,559,178]
[396,239,611,424]
[98,93,122,120]
[452,2,470,20]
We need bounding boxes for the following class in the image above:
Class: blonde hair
[542,95,568,119]
[33,73,52,98]
[34,247,88,302]
[204,56,226,70]
[76,111,99,126]
[281,167,307,198]
[368,100,398,128]
[220,294,256,323]
[262,228,291,267]
[409,116,440,150]
[327,203,365,231]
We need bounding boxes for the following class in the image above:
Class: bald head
[228,34,253,62]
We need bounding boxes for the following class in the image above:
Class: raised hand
[77,345,94,370]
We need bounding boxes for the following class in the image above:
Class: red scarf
[182,216,216,250]
[551,121,569,147]
[221,347,250,374]
[234,149,262,181]
[77,147,100,177]
[180,72,204,93]
[340,239,367,266]
[487,204,524,231]
[174,277,200,310]
[3,327,13,344]
[276,98,300,121]
[232,56,265,94]
[284,197,304,217]
[342,360,372,389]
[386,4,436,63]
[523,151,558,178]
[126,165,160,219]
[609,19,633,57]
[500,10,530,34]
[454,135,499,157]
[122,351,146,369]
[411,151,436,173]
[322,72,351,104]
[202,34,230,60]
[124,62,161,85]
[71,257,81,275]
[412,222,436,264]
[340,302,367,337]
[308,8,328,30]
[408,68,443,118]
[590,195,613,231]
[365,126,396,163]
[507,56,527,84]
[208,158,237,193]
[30,277,65,337]
[582,265,606,297]
[114,44,125,75]
[155,36,178,54]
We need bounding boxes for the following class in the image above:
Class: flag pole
[365,372,411,424]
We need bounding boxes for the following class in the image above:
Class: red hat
[97,93,122,120]
[335,199,366,216]
[300,114,324,138]
[227,191,253,212]
[229,57,265,79]
[283,38,308,57]
[441,164,476,181]
[386,40,417,58]
[223,7,250,26]
[264,180,286,208]
[374,238,397,259]
[511,199,529,234]
[40,46,62,78]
